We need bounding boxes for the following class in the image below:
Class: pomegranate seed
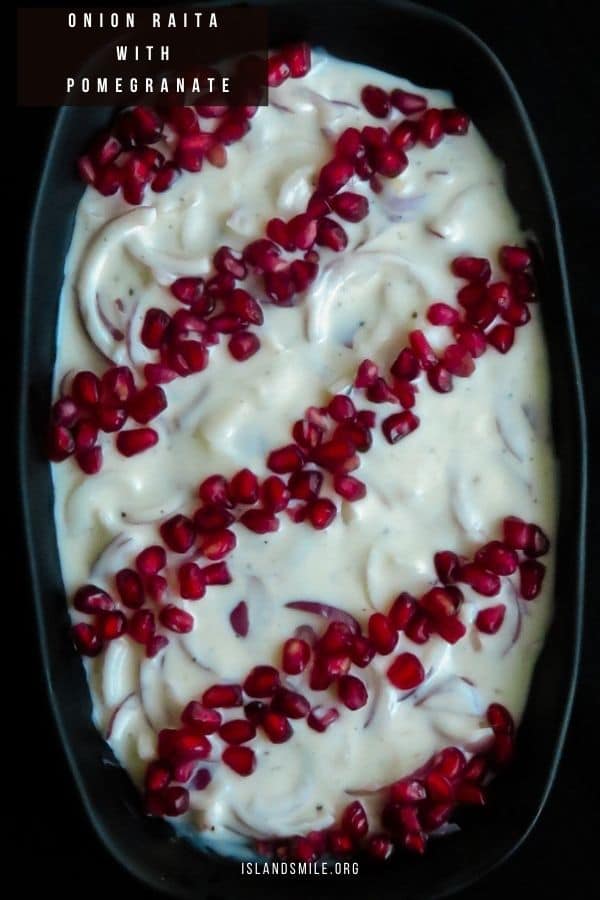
[525,524,550,558]
[267,445,304,474]
[338,674,368,710]
[347,635,373,668]
[287,213,318,251]
[342,801,368,839]
[512,271,536,302]
[442,344,475,377]
[71,622,103,656]
[404,832,427,854]
[214,246,247,280]
[366,834,394,861]
[312,437,355,471]
[390,377,416,408]
[152,162,181,192]
[290,837,316,863]
[409,330,438,370]
[329,191,369,222]
[130,106,163,143]
[282,638,311,675]
[453,322,487,358]
[261,475,290,512]
[316,216,348,252]
[115,569,144,609]
[389,122,418,154]
[491,732,514,766]
[171,277,204,305]
[158,728,210,761]
[180,703,222,735]
[128,609,155,644]
[267,53,290,87]
[366,377,397,404]
[354,358,379,388]
[261,710,293,743]
[455,783,486,805]
[390,349,419,382]
[308,498,337,530]
[178,562,206,600]
[434,614,466,644]
[264,269,295,305]
[387,653,425,690]
[73,585,114,615]
[243,238,282,273]
[244,665,280,698]
[373,147,408,178]
[52,398,78,428]
[427,365,453,393]
[292,419,324,450]
[420,586,462,620]
[145,761,170,793]
[266,217,294,250]
[72,370,101,407]
[451,256,491,282]
[442,108,470,135]
[368,613,398,655]
[160,514,195,553]
[191,768,211,790]
[202,684,243,709]
[74,445,102,474]
[146,634,168,658]
[226,289,264,326]
[239,508,280,534]
[335,127,364,161]
[382,411,419,444]
[389,592,417,630]
[244,701,266,725]
[228,330,261,362]
[427,302,459,326]
[487,323,515,353]
[219,719,256,745]
[457,563,500,596]
[519,560,545,599]
[228,468,259,505]
[116,428,158,457]
[463,755,487,783]
[199,475,231,507]
[96,166,122,196]
[141,309,170,349]
[283,42,311,77]
[272,687,310,719]
[361,84,390,118]
[418,108,444,147]
[487,703,514,734]
[161,785,191,816]
[405,612,431,644]
[434,550,459,584]
[128,386,167,425]
[502,299,531,326]
[97,610,127,641]
[101,367,135,406]
[144,363,178,384]
[390,88,427,114]
[307,706,339,732]
[328,829,354,855]
[333,473,366,501]
[499,245,531,272]
[291,258,318,292]
[320,652,351,680]
[318,158,354,196]
[390,779,427,804]
[503,516,529,549]
[475,541,518,575]
[174,134,207,172]
[193,504,235,533]
[326,395,354,423]
[96,405,127,433]
[487,281,514,312]
[199,529,236,561]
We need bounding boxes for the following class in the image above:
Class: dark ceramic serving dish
[20,1,586,897]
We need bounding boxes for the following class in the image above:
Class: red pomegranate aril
[451,256,491,283]
[116,428,158,457]
[75,445,102,474]
[146,574,167,604]
[434,550,460,584]
[128,386,167,425]
[193,504,234,533]
[354,358,379,388]
[316,216,349,252]
[73,585,114,615]
[457,283,486,311]
[203,684,243,708]
[306,191,331,219]
[409,330,438,370]
[291,258,318,292]
[491,732,514,766]
[487,323,515,353]
[502,515,529,550]
[307,705,339,733]
[219,719,256,745]
[487,281,514,313]
[171,759,196,784]
[268,53,290,87]
[267,444,304,475]
[199,474,231,507]
[152,162,181,192]
[130,105,163,143]
[290,837,317,864]
[213,245,247,280]
[455,783,486,806]
[264,269,295,305]
[228,468,259,505]
[418,108,444,147]
[346,634,373,668]
[145,761,170,793]
[144,363,178,385]
[192,767,211,790]
[181,702,222,733]
[226,289,264,326]
[457,563,500,596]
[389,592,417,631]
[287,213,318,251]
[502,299,531,327]
[159,728,211,762]
[427,365,453,393]
[272,687,311,719]
[199,529,236,561]
[434,614,466,644]
[328,829,354,855]
[361,84,390,118]
[321,652,351,680]
[239,508,280,534]
[266,217,295,250]
[336,127,364,160]
[333,473,366,502]
[155,785,190,817]
[170,277,204,306]
[390,88,427,114]
[443,343,475,377]
[404,831,428,855]
[101,367,135,407]
[330,191,369,222]
[475,541,518,575]
[341,801,368,839]
[261,475,290,512]
[420,586,462,620]
[475,604,506,635]
[262,710,293,743]
[355,409,376,429]
[244,700,267,726]
[318,157,354,196]
[424,771,454,803]
[308,498,337,530]
[174,134,207,172]
[427,302,459,326]
[141,309,171,349]
[442,108,470,135]
[452,323,486,360]
[512,270,536,303]
[387,653,425,690]
[382,411,419,444]
[160,514,196,553]
[244,665,280,698]
[519,560,545,599]
[146,633,169,658]
[128,609,155,644]
[487,702,514,735]
[293,419,324,451]
[244,238,282,272]
[367,377,397,404]
[367,834,394,861]
[216,114,250,146]
[72,371,101,408]
[310,661,332,691]
[373,147,408,178]
[390,779,427,805]
[311,437,355,471]
[98,610,127,641]
[178,562,206,600]
[338,674,368,710]
[404,611,431,644]
[115,568,144,609]
[368,613,399,655]
[499,244,532,273]
[317,621,353,655]
[463,754,487,783]
[281,41,311,77]
[72,622,103,656]
[122,177,146,205]
[95,165,122,196]
[282,638,311,675]
[525,524,550,558]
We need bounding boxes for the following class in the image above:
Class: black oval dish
[20,1,586,898]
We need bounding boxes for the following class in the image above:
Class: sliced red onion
[285,600,360,634]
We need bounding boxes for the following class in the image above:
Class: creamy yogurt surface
[52,51,557,852]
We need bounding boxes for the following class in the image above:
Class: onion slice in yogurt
[285,600,360,634]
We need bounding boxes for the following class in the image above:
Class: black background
[16,1,599,897]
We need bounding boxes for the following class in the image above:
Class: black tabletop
[16,1,598,897]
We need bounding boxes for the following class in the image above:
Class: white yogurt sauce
[52,51,557,851]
